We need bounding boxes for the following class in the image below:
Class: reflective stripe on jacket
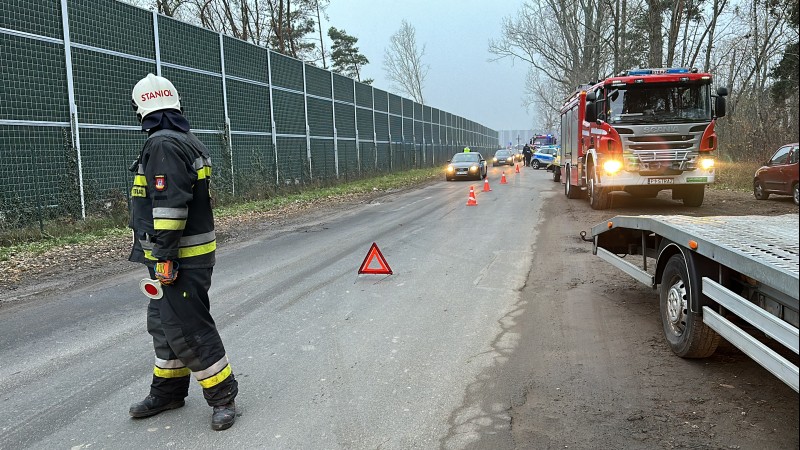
[128,129,216,269]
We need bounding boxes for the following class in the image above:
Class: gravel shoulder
[507,183,799,448]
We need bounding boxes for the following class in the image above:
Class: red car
[753,143,799,205]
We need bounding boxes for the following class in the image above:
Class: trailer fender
[656,240,717,314]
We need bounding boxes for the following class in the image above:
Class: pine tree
[328,27,370,82]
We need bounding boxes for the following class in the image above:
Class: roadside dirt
[507,181,799,449]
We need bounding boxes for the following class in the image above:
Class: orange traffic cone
[466,185,478,206]
[482,177,492,192]
[500,172,508,184]
[515,163,520,173]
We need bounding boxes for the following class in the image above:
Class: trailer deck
[591,214,799,299]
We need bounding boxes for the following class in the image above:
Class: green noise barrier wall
[0,0,498,228]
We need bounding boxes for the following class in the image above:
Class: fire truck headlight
[699,158,715,170]
[603,159,623,174]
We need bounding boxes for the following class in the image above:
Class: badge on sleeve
[154,175,167,191]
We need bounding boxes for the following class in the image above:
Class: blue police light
[627,69,652,75]
[666,68,690,74]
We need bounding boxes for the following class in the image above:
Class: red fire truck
[530,134,557,148]
[557,68,728,209]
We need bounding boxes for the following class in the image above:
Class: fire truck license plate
[648,178,674,184]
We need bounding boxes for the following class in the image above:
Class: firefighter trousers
[146,267,238,406]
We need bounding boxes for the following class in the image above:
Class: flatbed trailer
[590,214,799,392]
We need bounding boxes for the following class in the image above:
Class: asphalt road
[2,166,797,449]
[0,166,543,449]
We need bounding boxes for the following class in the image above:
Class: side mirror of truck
[717,87,728,97]
[585,91,597,102]
[585,101,597,123]
[714,96,727,118]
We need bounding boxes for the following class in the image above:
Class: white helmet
[131,73,181,120]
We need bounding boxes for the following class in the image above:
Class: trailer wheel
[565,168,581,199]
[588,165,611,210]
[659,255,720,358]
[681,185,705,207]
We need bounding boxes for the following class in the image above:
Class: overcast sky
[323,0,533,131]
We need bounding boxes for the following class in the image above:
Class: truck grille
[636,150,692,162]
[619,130,703,173]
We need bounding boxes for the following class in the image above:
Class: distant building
[497,129,536,148]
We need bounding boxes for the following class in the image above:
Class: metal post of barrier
[330,71,339,179]
[434,109,439,165]
[371,86,377,171]
[353,79,360,176]
[444,112,449,158]
[400,98,405,170]
[152,10,162,76]
[301,63,312,180]
[60,0,85,220]
[219,33,234,196]
[420,104,427,167]
[386,91,392,172]
[266,50,279,186]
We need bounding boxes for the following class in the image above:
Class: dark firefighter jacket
[128,129,215,269]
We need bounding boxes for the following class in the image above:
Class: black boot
[129,394,185,418]
[211,401,236,431]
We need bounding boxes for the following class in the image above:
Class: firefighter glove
[155,260,179,285]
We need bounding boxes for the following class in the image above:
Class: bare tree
[134,0,323,59]
[156,0,189,17]
[523,69,561,132]
[489,0,615,118]
[383,20,428,103]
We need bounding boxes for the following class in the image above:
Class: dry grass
[712,160,760,192]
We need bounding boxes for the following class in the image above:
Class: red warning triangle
[358,242,393,275]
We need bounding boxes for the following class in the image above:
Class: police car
[531,145,559,170]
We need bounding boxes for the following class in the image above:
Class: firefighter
[127,74,238,431]
[463,146,471,153]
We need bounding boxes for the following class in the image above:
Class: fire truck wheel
[681,185,705,207]
[565,168,581,199]
[659,254,720,358]
[588,166,611,210]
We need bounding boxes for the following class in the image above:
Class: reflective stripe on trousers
[146,267,238,406]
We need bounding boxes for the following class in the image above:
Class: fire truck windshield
[606,82,711,124]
